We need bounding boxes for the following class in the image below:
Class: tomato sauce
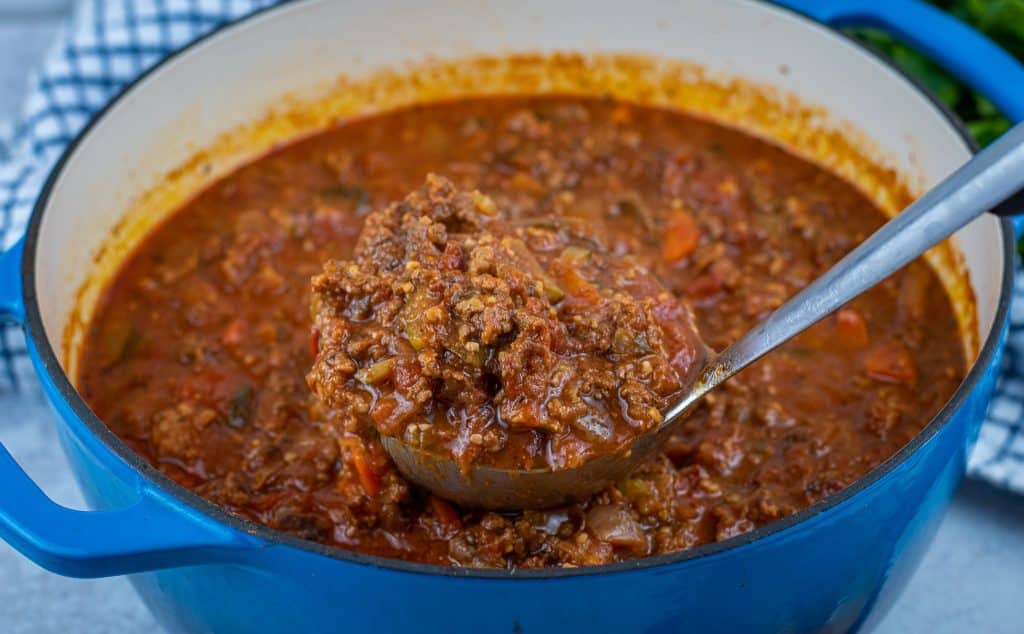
[78,97,964,567]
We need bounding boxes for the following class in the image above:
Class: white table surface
[1,5,1022,633]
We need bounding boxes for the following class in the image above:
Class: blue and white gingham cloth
[1,0,1023,493]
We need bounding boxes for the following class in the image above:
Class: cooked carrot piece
[836,308,868,349]
[661,209,701,262]
[338,438,381,497]
[428,495,462,527]
[864,344,918,384]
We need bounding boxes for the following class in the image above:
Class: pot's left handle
[0,240,257,578]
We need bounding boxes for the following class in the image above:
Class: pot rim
[20,0,1016,580]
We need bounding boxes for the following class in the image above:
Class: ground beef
[307,174,704,470]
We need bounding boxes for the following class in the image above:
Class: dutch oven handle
[776,0,1024,231]
[0,240,256,577]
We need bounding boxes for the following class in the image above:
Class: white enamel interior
[33,0,1003,373]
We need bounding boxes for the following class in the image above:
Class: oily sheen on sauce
[78,97,964,568]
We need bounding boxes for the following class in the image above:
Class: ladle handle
[664,121,1024,423]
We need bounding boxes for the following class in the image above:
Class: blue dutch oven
[1,1,1023,631]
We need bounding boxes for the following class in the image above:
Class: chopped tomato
[864,344,918,384]
[307,328,320,358]
[177,369,227,402]
[248,491,287,513]
[221,319,245,346]
[661,209,701,262]
[688,272,722,299]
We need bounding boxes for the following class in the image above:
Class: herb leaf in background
[848,0,1024,147]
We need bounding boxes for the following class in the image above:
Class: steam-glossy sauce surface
[79,97,964,567]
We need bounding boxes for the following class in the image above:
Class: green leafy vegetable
[847,1,1023,149]
[847,2,1023,248]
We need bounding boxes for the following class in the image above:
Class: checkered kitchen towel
[1,0,1024,492]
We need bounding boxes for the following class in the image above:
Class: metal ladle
[383,121,1024,510]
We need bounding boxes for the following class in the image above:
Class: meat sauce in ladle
[308,175,707,492]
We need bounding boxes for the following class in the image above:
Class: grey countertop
[1,6,1022,633]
